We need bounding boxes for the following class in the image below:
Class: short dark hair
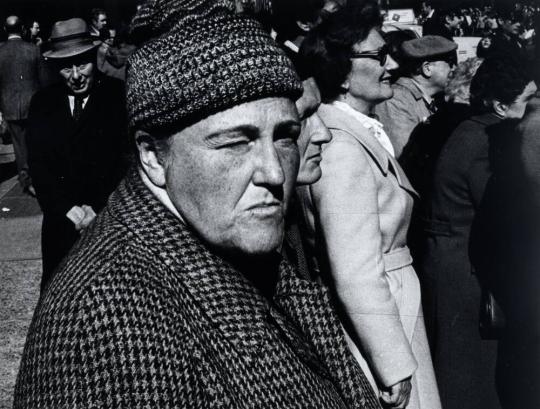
[91,8,107,22]
[271,0,325,40]
[5,16,22,35]
[470,55,532,113]
[299,0,383,101]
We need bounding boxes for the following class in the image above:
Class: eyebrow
[274,120,301,137]
[204,120,301,142]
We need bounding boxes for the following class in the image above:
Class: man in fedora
[0,15,43,195]
[26,17,128,291]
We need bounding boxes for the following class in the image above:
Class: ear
[340,72,351,93]
[296,20,313,33]
[135,130,167,188]
[421,61,432,78]
[492,100,508,118]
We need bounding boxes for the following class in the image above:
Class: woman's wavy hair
[299,0,383,102]
[470,55,532,113]
[444,57,484,104]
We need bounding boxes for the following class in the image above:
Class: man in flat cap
[15,2,380,408]
[375,35,457,157]
[25,18,128,292]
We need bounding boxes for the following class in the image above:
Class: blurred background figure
[0,15,43,196]
[96,24,135,81]
[300,1,441,408]
[24,20,43,47]
[88,7,108,38]
[420,55,536,409]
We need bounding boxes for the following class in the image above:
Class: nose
[309,113,332,144]
[252,140,286,187]
[384,54,399,72]
[71,65,80,80]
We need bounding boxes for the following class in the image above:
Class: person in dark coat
[26,18,127,292]
[470,92,540,409]
[0,15,43,194]
[14,2,380,408]
[420,56,536,409]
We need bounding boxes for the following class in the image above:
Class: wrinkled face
[347,29,397,106]
[426,59,454,92]
[504,81,537,119]
[163,97,300,256]
[94,13,107,30]
[296,113,332,185]
[58,54,95,96]
[30,22,40,37]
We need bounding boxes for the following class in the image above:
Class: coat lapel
[319,103,417,198]
[273,265,381,409]
[108,167,334,375]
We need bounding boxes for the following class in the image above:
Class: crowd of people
[1,0,538,408]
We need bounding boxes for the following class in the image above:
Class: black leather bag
[479,289,506,339]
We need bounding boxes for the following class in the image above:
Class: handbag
[479,288,506,339]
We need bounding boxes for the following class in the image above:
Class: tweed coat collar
[318,102,417,197]
[107,166,380,409]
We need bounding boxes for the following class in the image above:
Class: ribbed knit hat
[127,0,303,132]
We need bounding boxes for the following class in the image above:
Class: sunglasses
[350,44,389,66]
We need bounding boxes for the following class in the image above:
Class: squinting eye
[275,126,301,144]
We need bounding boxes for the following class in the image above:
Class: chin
[234,225,284,256]
[296,168,321,186]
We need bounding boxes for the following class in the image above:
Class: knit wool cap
[402,35,458,60]
[127,0,303,132]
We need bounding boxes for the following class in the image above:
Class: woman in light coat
[298,2,440,408]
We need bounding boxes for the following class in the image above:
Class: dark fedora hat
[43,18,101,59]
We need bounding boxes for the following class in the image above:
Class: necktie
[73,96,83,121]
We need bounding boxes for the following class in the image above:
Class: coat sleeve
[310,130,417,388]
[26,92,77,218]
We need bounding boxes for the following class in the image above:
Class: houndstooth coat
[14,167,381,409]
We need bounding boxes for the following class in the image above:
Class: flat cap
[402,35,457,60]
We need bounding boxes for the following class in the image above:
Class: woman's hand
[380,376,412,408]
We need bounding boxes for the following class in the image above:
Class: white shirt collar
[67,94,90,114]
[331,101,395,157]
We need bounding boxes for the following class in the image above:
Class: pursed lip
[246,201,282,212]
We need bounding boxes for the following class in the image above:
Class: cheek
[278,144,300,197]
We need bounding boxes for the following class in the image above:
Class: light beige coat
[297,103,441,409]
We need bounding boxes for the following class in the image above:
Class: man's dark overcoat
[26,76,128,290]
[14,167,381,409]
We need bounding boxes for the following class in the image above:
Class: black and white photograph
[0,0,538,408]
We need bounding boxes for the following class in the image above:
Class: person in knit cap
[14,2,381,408]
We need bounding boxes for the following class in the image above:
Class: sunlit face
[161,97,300,256]
[58,54,95,95]
[347,29,398,106]
[94,13,107,30]
[426,59,454,92]
[504,81,537,119]
[30,22,40,37]
[296,113,332,185]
